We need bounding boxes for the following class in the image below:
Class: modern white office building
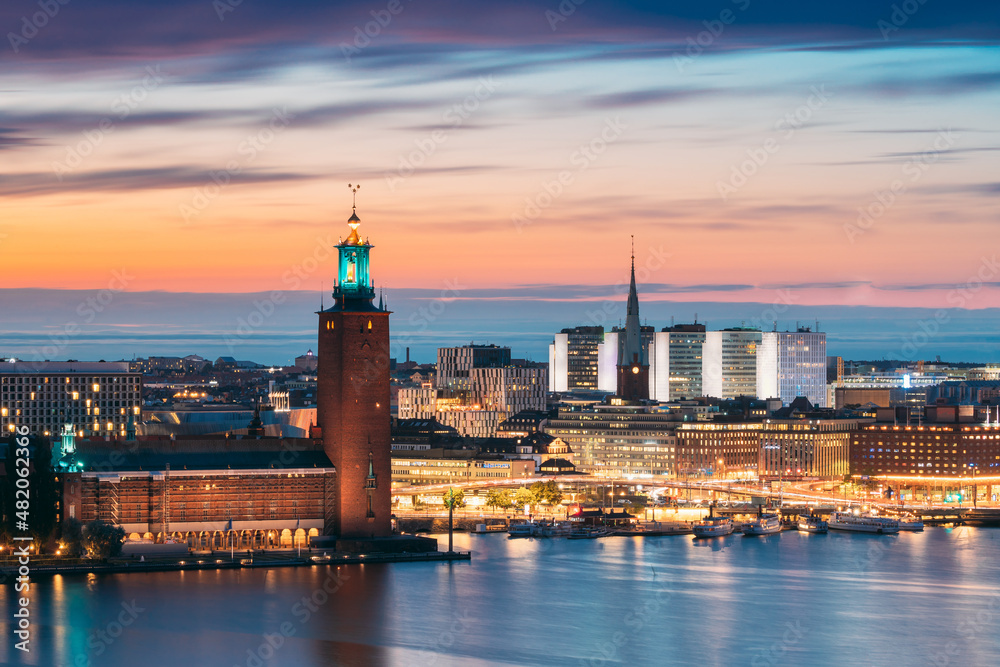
[649,324,706,401]
[702,328,761,399]
[756,328,827,407]
[548,326,604,393]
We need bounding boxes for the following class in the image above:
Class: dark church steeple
[617,237,649,400]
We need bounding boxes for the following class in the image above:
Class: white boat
[797,515,828,534]
[896,515,924,531]
[743,513,782,536]
[828,512,899,534]
[692,516,735,538]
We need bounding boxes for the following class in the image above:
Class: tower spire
[348,182,360,210]
[617,236,649,401]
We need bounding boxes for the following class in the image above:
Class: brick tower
[317,191,392,538]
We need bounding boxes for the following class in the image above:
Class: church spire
[616,236,649,401]
[622,235,643,365]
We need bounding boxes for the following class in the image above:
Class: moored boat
[508,522,538,538]
[896,515,924,531]
[692,516,735,538]
[828,512,899,534]
[797,515,828,534]
[743,513,782,536]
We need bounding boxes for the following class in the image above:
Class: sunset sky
[2,1,999,363]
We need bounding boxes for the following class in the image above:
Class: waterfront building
[701,328,761,399]
[851,421,1000,479]
[675,419,857,480]
[1,361,142,438]
[479,431,574,472]
[548,326,605,393]
[756,328,827,407]
[649,323,706,401]
[390,449,535,486]
[543,404,678,479]
[316,201,392,539]
[62,437,336,549]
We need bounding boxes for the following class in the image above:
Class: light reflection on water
[2,527,999,666]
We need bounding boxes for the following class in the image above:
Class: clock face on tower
[631,365,640,374]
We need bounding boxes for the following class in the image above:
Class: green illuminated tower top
[331,183,380,311]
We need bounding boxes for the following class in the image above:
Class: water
[4,527,1000,666]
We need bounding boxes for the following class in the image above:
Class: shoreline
[0,550,471,578]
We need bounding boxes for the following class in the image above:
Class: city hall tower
[317,189,392,538]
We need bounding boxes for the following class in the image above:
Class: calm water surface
[3,526,1000,666]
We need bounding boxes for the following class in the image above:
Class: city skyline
[5,4,1000,667]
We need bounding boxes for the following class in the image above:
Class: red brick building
[62,437,336,548]
[851,423,1000,479]
[316,203,393,538]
